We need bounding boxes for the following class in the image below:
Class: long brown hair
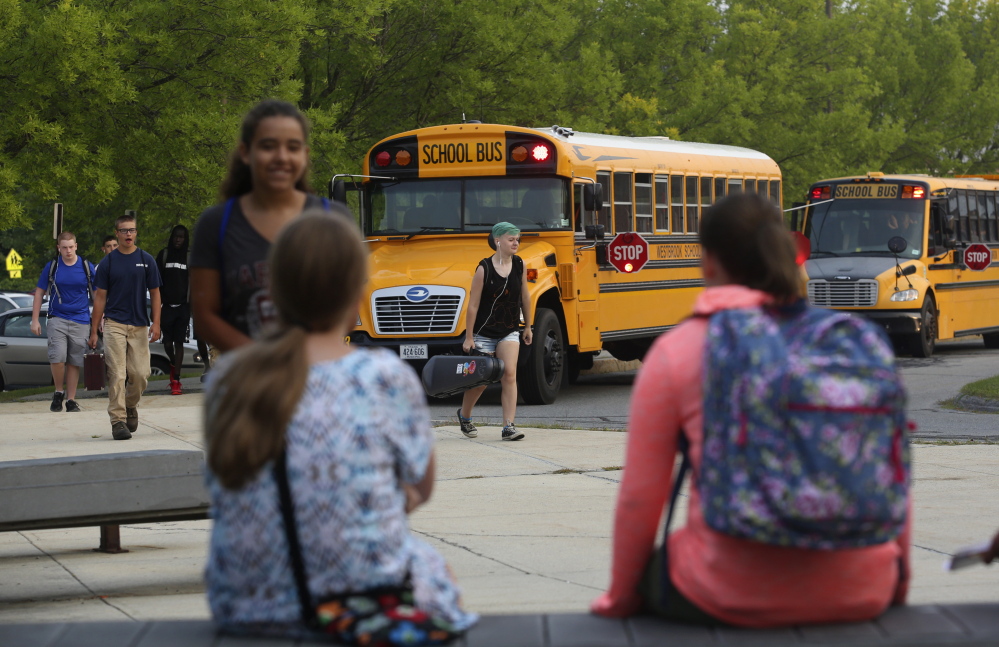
[219,99,313,200]
[206,207,367,488]
[699,193,800,302]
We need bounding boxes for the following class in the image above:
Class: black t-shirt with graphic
[472,255,523,339]
[190,195,327,339]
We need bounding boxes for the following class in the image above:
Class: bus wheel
[984,332,999,349]
[519,308,565,405]
[909,295,937,358]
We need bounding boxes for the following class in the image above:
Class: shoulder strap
[47,259,61,304]
[274,452,318,629]
[80,257,93,301]
[218,198,236,304]
[658,432,690,601]
[321,197,330,211]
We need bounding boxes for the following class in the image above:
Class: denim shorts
[473,330,521,355]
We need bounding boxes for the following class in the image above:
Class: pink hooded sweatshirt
[591,285,910,627]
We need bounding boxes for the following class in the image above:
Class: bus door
[573,181,601,352]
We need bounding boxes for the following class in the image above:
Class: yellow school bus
[801,173,999,357]
[332,123,781,403]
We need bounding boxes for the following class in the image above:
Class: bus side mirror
[330,179,347,204]
[584,224,605,241]
[584,184,604,211]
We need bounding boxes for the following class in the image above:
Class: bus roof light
[375,151,391,167]
[810,186,830,200]
[532,144,550,162]
[912,186,925,199]
[395,150,412,166]
[512,145,528,163]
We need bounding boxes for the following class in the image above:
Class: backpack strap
[274,451,319,630]
[321,197,330,210]
[80,256,93,302]
[47,257,61,305]
[658,432,691,603]
[218,198,236,305]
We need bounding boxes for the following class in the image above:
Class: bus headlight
[890,289,919,302]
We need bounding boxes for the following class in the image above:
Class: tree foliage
[4,0,999,285]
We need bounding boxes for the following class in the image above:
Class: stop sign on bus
[964,243,992,271]
[607,232,649,273]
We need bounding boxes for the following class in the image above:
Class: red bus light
[810,186,830,200]
[375,151,391,167]
[531,145,550,161]
[395,150,412,166]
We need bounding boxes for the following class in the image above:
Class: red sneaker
[170,379,183,396]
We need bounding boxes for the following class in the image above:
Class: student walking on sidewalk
[89,214,163,441]
[30,232,95,413]
[156,225,191,395]
[457,222,533,441]
[191,99,329,353]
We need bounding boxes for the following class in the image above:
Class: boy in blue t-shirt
[30,232,95,413]
[88,215,162,440]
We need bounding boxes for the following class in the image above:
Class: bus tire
[908,295,937,358]
[983,332,999,349]
[518,308,565,405]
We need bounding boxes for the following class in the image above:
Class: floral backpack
[694,300,911,550]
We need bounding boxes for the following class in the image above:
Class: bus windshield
[366,177,570,235]
[806,199,926,258]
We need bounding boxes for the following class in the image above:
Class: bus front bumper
[345,331,466,365]
[845,310,923,335]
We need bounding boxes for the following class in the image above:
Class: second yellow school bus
[802,173,999,357]
[333,123,781,403]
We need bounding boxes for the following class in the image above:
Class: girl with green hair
[457,222,534,440]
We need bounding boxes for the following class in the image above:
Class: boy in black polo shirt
[89,214,162,440]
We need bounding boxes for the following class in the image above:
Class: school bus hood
[805,256,904,281]
[367,238,553,286]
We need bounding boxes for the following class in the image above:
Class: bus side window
[655,175,669,232]
[770,180,782,207]
[929,202,944,255]
[635,173,653,233]
[574,184,583,233]
[685,175,699,233]
[598,172,612,233]
[745,179,757,194]
[613,172,634,233]
[969,190,981,243]
[977,192,988,242]
[714,177,726,203]
[700,177,712,221]
[671,175,684,232]
[728,178,743,194]
[958,190,970,243]
[988,192,998,242]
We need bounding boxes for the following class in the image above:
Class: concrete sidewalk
[0,393,997,624]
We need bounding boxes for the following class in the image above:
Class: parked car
[0,292,35,314]
[0,307,202,390]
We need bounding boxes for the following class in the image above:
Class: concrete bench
[3,606,999,647]
[0,449,209,552]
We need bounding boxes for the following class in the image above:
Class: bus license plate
[400,344,428,360]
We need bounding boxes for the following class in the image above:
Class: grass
[958,374,999,400]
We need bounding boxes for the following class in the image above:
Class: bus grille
[373,295,462,334]
[807,280,878,308]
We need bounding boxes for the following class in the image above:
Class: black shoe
[456,408,478,438]
[126,407,138,433]
[50,392,64,412]
[65,399,81,412]
[501,423,525,441]
[112,421,131,440]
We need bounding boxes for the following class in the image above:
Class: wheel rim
[542,331,563,386]
[924,304,937,350]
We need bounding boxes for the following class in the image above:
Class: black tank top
[472,255,523,339]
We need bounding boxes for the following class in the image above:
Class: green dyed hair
[492,222,520,239]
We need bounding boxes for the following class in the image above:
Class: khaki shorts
[47,316,90,367]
